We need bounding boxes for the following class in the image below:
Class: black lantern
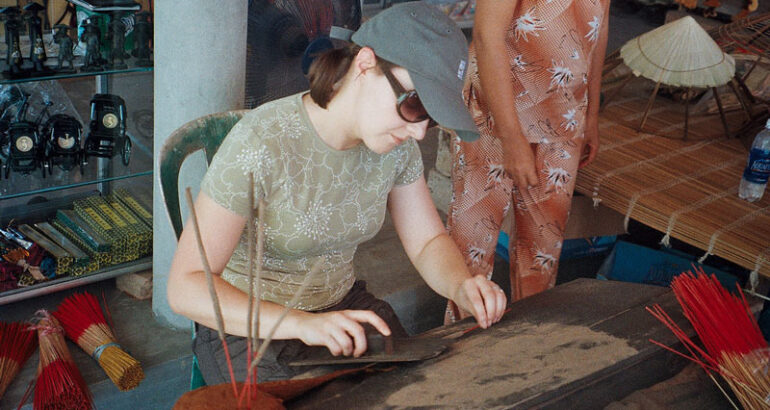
[84,93,131,166]
[43,114,85,173]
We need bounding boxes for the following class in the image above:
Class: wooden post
[728,78,751,121]
[742,55,761,83]
[734,74,757,105]
[600,73,634,113]
[639,81,662,132]
[683,87,691,141]
[601,58,625,77]
[712,87,730,138]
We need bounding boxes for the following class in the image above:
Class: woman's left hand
[579,123,600,169]
[453,276,507,329]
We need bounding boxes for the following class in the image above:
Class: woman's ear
[353,46,377,76]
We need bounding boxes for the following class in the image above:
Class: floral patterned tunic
[445,0,610,322]
[465,0,607,144]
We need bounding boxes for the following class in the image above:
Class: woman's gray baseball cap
[351,2,479,141]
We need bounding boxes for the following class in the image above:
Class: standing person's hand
[501,135,538,190]
[452,276,507,329]
[579,123,599,169]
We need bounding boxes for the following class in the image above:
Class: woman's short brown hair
[308,45,396,108]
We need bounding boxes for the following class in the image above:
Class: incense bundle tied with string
[33,312,92,410]
[53,292,145,391]
[0,321,37,400]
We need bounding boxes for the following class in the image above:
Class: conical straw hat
[620,16,735,87]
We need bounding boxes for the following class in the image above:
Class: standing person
[445,0,610,323]
[167,2,507,384]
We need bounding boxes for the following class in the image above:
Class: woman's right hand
[292,310,392,357]
[501,135,538,190]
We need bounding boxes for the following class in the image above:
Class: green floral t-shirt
[200,92,424,310]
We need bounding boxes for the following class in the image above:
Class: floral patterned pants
[444,133,582,324]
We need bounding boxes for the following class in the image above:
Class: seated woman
[167,2,507,384]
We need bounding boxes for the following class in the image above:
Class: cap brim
[409,70,480,142]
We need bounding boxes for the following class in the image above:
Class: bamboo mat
[576,95,770,279]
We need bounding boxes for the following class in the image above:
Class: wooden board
[288,279,701,409]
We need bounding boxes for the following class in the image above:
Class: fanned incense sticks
[53,292,144,391]
[175,179,326,409]
[33,312,92,410]
[0,321,37,400]
[648,267,770,409]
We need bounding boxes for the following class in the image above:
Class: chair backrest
[159,110,248,239]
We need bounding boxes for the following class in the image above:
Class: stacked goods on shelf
[34,222,96,276]
[2,227,73,287]
[104,196,151,257]
[73,196,131,264]
[63,191,152,266]
[0,321,37,400]
[0,257,23,292]
[82,194,149,259]
[16,225,74,277]
[54,210,112,268]
[0,191,152,295]
[112,188,152,228]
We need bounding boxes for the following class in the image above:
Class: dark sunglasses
[381,68,437,128]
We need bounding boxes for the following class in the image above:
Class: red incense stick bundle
[0,321,37,399]
[648,267,770,409]
[53,292,144,391]
[33,312,92,410]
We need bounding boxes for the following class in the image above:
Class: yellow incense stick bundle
[53,293,145,391]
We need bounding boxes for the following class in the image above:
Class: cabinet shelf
[0,256,151,305]
[0,134,151,200]
[0,66,153,85]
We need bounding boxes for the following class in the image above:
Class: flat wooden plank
[289,279,696,409]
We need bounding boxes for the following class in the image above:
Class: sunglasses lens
[398,91,431,123]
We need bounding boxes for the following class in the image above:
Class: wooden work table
[288,279,707,409]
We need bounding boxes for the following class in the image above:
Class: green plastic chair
[158,110,247,390]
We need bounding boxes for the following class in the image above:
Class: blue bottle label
[744,148,770,183]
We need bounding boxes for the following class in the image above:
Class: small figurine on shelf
[43,114,85,174]
[84,93,130,166]
[53,25,76,73]
[132,11,152,67]
[1,90,48,179]
[24,2,49,75]
[1,7,25,77]
[107,12,129,69]
[80,16,105,72]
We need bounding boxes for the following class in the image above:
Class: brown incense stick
[252,200,266,355]
[184,188,237,397]
[238,250,324,403]
[245,174,256,361]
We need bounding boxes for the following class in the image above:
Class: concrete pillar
[152,0,248,328]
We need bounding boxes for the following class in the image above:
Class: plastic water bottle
[739,119,770,202]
